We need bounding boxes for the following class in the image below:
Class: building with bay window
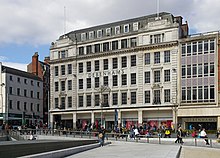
[49,12,189,130]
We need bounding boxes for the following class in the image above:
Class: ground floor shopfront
[0,112,43,128]
[178,106,220,130]
[49,108,175,131]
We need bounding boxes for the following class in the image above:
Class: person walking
[98,126,106,146]
[134,127,140,140]
[191,127,197,138]
[200,128,210,145]
[175,127,184,144]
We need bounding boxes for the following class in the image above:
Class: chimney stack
[32,52,39,76]
[44,56,50,64]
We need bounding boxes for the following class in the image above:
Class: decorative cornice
[49,41,178,64]
[50,104,176,113]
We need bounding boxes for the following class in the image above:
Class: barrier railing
[6,129,220,148]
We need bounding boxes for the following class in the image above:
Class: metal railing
[6,129,220,148]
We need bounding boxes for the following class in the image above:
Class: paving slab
[180,146,220,158]
[66,141,180,158]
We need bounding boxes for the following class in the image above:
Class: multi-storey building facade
[178,32,219,130]
[0,62,43,126]
[49,12,188,130]
[27,52,50,124]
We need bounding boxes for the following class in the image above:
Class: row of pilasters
[50,110,171,129]
[50,110,220,130]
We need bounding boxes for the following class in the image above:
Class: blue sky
[0,0,220,71]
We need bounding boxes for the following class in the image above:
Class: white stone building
[0,62,43,126]
[49,12,188,130]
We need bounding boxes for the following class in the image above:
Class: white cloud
[0,56,8,61]
[2,62,27,71]
[0,0,219,47]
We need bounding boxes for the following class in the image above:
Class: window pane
[131,92,136,104]
[145,53,150,65]
[154,71,160,83]
[131,73,136,84]
[153,90,161,104]
[121,92,127,104]
[131,55,136,67]
[154,52,160,64]
[145,91,150,103]
[145,71,150,83]
[164,51,170,63]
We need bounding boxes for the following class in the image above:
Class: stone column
[172,108,178,131]
[73,112,77,129]
[217,116,220,129]
[118,110,122,127]
[138,110,143,126]
[91,111,95,125]
[50,113,54,129]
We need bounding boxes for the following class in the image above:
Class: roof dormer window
[124,24,129,33]
[89,31,94,40]
[81,33,86,41]
[97,30,102,38]
[106,28,111,36]
[133,22,138,31]
[115,26,120,35]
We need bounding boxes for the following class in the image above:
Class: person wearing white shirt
[134,128,139,139]
[200,128,209,145]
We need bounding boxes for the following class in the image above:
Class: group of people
[175,127,210,145]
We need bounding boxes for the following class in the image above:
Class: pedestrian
[200,128,210,145]
[134,127,139,139]
[216,129,220,139]
[98,126,105,146]
[175,127,184,144]
[191,127,197,138]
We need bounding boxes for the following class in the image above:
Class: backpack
[165,130,170,135]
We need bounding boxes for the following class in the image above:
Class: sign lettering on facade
[183,118,217,122]
[87,69,124,78]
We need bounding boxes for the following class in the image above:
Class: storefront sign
[8,113,22,118]
[183,118,217,122]
[87,69,124,78]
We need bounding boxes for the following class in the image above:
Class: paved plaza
[66,141,180,158]
[65,140,220,158]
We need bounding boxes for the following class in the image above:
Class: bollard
[159,137,161,144]
[126,135,128,141]
[195,138,197,146]
[210,139,212,148]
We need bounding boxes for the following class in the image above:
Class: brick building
[27,52,50,124]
